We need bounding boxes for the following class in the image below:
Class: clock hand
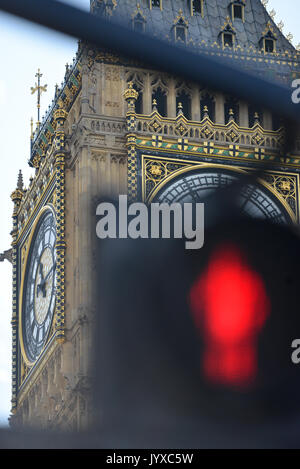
[39,262,45,282]
[36,262,45,297]
[40,262,56,298]
[43,262,56,284]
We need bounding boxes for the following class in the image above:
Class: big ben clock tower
[9,0,300,430]
[9,104,87,429]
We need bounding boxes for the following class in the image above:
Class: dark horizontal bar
[0,0,299,123]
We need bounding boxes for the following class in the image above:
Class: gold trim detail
[141,154,298,222]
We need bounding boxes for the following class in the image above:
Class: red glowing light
[189,244,270,388]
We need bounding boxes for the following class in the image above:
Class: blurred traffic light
[189,242,270,389]
[93,201,300,444]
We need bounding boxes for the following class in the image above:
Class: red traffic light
[189,243,270,389]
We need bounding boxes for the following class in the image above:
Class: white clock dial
[22,210,56,363]
[155,170,289,224]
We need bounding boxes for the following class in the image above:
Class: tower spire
[17,169,24,191]
[31,69,48,129]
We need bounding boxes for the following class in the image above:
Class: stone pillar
[263,109,272,130]
[53,105,68,343]
[143,73,152,115]
[94,62,102,115]
[167,78,176,118]
[10,172,24,416]
[239,101,249,127]
[77,142,93,383]
[191,87,200,121]
[215,92,225,124]
[124,82,139,201]
[81,56,89,115]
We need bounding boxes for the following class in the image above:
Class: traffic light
[93,197,300,446]
[189,242,270,390]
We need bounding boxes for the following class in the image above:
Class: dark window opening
[272,113,282,131]
[176,90,191,119]
[192,0,202,15]
[200,94,215,121]
[152,0,160,7]
[224,32,233,47]
[225,98,239,124]
[135,87,143,114]
[265,38,275,53]
[249,106,263,127]
[152,87,167,117]
[233,4,242,20]
[134,19,145,33]
[176,26,186,42]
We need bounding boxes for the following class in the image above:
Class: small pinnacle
[254,112,260,123]
[17,170,24,190]
[177,102,183,115]
[229,108,235,121]
[203,105,209,117]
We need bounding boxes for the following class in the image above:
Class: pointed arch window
[224,97,239,124]
[189,0,204,17]
[200,93,215,122]
[260,23,277,53]
[173,15,188,43]
[176,89,191,120]
[175,22,187,42]
[219,22,236,48]
[133,13,146,33]
[152,87,167,117]
[263,33,276,53]
[249,106,263,128]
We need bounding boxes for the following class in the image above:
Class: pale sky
[0,0,299,426]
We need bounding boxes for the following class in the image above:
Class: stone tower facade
[9,0,300,429]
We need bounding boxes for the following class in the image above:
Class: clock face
[22,210,57,363]
[155,169,289,224]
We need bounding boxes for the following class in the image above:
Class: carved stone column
[263,109,272,130]
[81,55,89,115]
[167,78,176,118]
[143,73,152,115]
[124,82,139,201]
[53,105,68,343]
[239,101,249,127]
[191,87,200,121]
[10,171,24,415]
[215,92,225,124]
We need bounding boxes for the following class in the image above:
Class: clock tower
[9,0,300,430]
